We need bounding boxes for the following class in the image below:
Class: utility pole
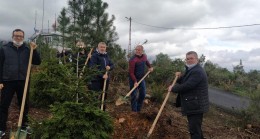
[126,17,132,58]
[73,0,76,46]
[42,0,45,33]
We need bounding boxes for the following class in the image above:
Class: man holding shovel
[129,45,153,113]
[0,29,41,138]
[168,51,209,139]
[88,42,114,111]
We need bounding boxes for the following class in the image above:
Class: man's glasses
[13,35,24,38]
[185,57,196,61]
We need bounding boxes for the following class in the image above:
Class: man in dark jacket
[88,42,114,111]
[168,51,209,139]
[129,45,153,113]
[72,41,88,77]
[0,29,41,137]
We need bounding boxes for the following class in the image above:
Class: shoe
[0,131,5,138]
[21,126,32,135]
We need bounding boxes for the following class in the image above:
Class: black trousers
[89,80,109,111]
[187,113,204,139]
[0,81,29,131]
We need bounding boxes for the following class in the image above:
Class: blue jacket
[89,50,114,81]
[172,64,209,116]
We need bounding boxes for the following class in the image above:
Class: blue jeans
[129,79,146,112]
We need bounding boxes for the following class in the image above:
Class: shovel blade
[10,131,27,139]
[115,96,128,106]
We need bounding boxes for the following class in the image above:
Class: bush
[31,102,113,139]
[150,84,165,103]
[30,59,99,108]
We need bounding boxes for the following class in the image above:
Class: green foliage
[150,84,165,103]
[31,102,113,139]
[30,59,99,108]
[61,0,118,47]
[205,61,235,90]
[241,90,260,125]
[149,53,184,84]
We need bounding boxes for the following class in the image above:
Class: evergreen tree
[60,0,118,47]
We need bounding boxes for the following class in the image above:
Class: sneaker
[0,131,5,138]
[21,126,32,135]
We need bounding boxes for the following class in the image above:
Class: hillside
[4,82,260,139]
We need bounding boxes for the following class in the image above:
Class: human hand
[168,85,173,92]
[175,72,181,77]
[103,73,108,79]
[0,84,4,90]
[149,67,154,72]
[30,42,37,50]
[134,82,138,87]
[88,53,91,58]
[106,66,110,71]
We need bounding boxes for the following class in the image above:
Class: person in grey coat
[168,51,209,139]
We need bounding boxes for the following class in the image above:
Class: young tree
[63,0,118,47]
[58,8,70,47]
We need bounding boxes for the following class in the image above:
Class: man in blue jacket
[0,29,41,137]
[168,51,209,139]
[89,42,114,111]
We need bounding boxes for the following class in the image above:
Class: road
[209,88,250,111]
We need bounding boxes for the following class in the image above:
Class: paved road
[209,88,250,111]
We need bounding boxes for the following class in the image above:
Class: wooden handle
[17,45,34,127]
[80,48,93,78]
[147,75,178,138]
[125,71,151,98]
[101,71,108,110]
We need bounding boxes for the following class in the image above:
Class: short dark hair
[186,51,198,59]
[12,29,24,37]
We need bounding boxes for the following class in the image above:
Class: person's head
[76,41,86,48]
[185,51,199,66]
[12,29,24,47]
[76,41,86,53]
[97,42,107,54]
[135,45,144,56]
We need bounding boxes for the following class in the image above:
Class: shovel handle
[125,71,151,98]
[101,71,108,110]
[147,75,178,138]
[17,44,34,128]
[80,47,93,78]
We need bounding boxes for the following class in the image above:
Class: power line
[131,19,260,30]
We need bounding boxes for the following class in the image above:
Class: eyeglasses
[13,35,24,38]
[185,57,196,61]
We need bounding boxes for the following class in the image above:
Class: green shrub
[31,102,113,139]
[30,59,99,108]
[150,84,165,103]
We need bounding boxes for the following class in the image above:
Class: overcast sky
[1,0,260,72]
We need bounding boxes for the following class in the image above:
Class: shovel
[76,48,93,103]
[115,71,151,106]
[146,75,178,138]
[101,71,108,111]
[10,43,34,139]
[79,47,93,78]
